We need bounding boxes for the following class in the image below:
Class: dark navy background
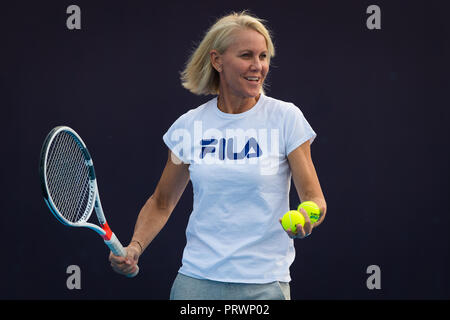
[1,0,449,299]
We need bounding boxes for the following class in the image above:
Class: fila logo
[201,137,263,160]
[168,121,280,175]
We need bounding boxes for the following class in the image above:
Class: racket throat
[100,222,113,240]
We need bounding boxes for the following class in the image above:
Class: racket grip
[105,232,140,278]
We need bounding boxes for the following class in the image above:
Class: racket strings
[46,131,94,223]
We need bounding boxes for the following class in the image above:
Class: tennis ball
[297,201,321,223]
[281,210,305,234]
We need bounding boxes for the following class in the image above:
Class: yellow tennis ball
[297,201,321,223]
[281,210,305,234]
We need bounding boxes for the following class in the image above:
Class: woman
[109,11,327,300]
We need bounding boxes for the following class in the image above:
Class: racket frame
[40,126,138,275]
[40,126,109,237]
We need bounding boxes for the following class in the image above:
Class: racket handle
[105,232,140,278]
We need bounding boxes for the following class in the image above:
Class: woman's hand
[279,208,313,239]
[109,243,141,276]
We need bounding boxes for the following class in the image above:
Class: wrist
[129,239,143,255]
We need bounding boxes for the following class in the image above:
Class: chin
[248,90,261,98]
[242,87,261,98]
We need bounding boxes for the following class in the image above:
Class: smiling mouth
[244,76,261,82]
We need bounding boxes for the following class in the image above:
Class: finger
[299,208,313,236]
[110,256,127,265]
[280,219,295,238]
[110,257,130,268]
[109,252,127,263]
[122,260,139,275]
[111,264,126,275]
[295,224,306,238]
[121,265,136,275]
[286,228,296,239]
[299,208,312,225]
[304,220,313,235]
[126,265,138,275]
[314,212,325,227]
[111,261,135,276]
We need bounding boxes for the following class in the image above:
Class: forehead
[227,28,268,52]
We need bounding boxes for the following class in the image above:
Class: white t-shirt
[163,94,316,283]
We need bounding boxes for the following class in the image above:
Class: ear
[210,49,223,72]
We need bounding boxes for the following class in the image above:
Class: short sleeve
[162,113,191,164]
[284,104,317,156]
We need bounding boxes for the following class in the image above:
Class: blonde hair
[180,11,275,96]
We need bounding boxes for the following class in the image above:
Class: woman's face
[216,28,269,99]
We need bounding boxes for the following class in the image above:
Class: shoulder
[263,95,301,110]
[261,95,304,119]
[173,97,215,123]
[167,97,215,130]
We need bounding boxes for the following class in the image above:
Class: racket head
[39,126,97,227]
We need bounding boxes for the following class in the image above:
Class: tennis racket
[39,126,139,277]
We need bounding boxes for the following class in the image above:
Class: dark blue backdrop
[1,0,449,300]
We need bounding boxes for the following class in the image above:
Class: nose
[250,57,262,71]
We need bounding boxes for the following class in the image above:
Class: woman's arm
[109,150,190,275]
[131,150,190,252]
[287,140,327,233]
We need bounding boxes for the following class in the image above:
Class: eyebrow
[238,49,268,54]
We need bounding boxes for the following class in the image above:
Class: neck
[217,93,261,114]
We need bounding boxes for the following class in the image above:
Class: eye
[260,53,267,59]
